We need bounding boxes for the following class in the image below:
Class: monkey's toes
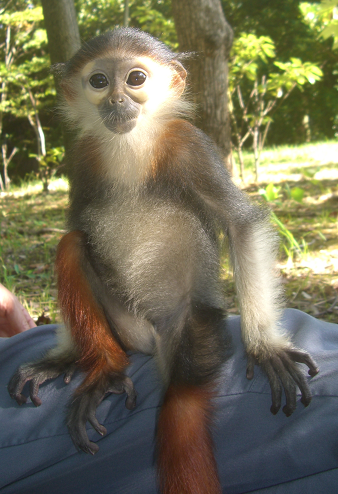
[286,348,319,377]
[8,371,29,405]
[107,375,137,410]
[11,392,27,406]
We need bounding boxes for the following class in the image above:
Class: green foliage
[260,183,305,204]
[29,147,65,192]
[271,59,322,93]
[290,186,305,203]
[259,183,281,202]
[224,0,338,145]
[0,1,57,184]
[229,33,323,112]
[229,31,323,180]
[318,0,338,48]
[130,2,177,48]
[0,7,53,115]
[259,183,305,258]
[75,0,177,48]
[230,34,275,83]
[271,211,303,259]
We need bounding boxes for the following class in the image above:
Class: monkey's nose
[109,95,125,105]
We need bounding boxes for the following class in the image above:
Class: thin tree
[41,0,80,66]
[41,0,81,169]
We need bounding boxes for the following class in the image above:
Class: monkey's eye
[126,70,147,87]
[89,73,109,89]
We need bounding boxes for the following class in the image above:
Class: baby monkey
[9,28,318,494]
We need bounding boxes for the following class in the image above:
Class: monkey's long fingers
[263,359,283,415]
[262,354,298,416]
[8,366,36,405]
[69,422,100,455]
[8,374,28,405]
[274,359,298,417]
[280,353,314,408]
[85,389,108,437]
[124,377,137,410]
[107,375,137,410]
[64,364,77,384]
[286,349,319,377]
[29,378,43,407]
[68,393,101,455]
[246,354,256,380]
[88,414,107,437]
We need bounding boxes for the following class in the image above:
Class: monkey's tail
[157,384,222,494]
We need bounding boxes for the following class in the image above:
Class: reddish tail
[157,384,221,494]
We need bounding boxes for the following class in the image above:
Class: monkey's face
[74,56,186,135]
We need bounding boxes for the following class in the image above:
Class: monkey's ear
[51,62,66,72]
[51,62,67,80]
[170,60,187,96]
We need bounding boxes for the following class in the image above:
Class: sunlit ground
[228,141,338,322]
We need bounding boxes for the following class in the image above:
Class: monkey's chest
[86,198,206,268]
[79,196,218,298]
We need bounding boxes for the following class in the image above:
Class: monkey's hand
[246,347,319,416]
[8,358,77,407]
[68,372,136,455]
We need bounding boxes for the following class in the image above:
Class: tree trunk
[41,0,80,65]
[41,0,81,172]
[171,0,233,167]
[1,144,18,190]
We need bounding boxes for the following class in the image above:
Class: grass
[226,140,338,323]
[0,177,68,323]
[1,141,337,324]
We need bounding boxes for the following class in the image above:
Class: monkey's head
[56,28,189,137]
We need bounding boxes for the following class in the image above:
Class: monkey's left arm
[224,201,319,416]
[157,120,319,416]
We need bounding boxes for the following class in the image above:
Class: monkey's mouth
[99,100,140,134]
[103,117,138,134]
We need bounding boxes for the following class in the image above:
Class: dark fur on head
[53,28,184,81]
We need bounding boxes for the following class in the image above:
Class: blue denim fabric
[0,309,337,493]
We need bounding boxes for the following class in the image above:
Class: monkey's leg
[157,303,226,494]
[57,231,135,454]
[228,216,319,416]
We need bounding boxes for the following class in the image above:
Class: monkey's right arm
[9,230,136,454]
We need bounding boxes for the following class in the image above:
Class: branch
[27,87,46,157]
[0,0,13,15]
[236,85,246,109]
[1,144,18,189]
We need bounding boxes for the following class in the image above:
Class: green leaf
[290,187,305,203]
[260,183,281,202]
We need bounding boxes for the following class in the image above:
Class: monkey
[8,28,319,494]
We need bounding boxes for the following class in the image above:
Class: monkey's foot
[68,373,136,455]
[246,347,319,417]
[8,357,77,407]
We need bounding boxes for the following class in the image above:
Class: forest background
[1,0,338,324]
